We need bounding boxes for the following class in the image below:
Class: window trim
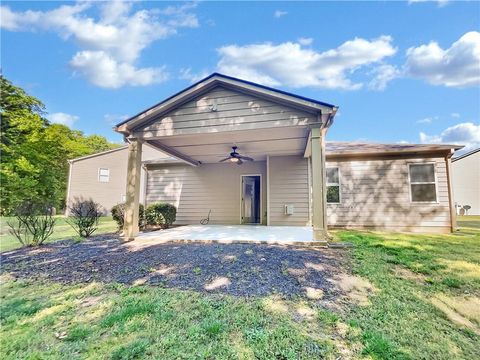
[326,166,341,204]
[408,162,439,204]
[98,168,110,183]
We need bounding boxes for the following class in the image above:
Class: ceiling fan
[219,146,254,165]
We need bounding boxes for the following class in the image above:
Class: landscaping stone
[1,234,348,298]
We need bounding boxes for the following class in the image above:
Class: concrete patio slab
[134,225,320,245]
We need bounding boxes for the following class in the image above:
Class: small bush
[66,198,102,238]
[7,201,56,247]
[111,203,145,231]
[145,203,176,228]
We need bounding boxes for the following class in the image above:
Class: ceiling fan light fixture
[230,157,239,162]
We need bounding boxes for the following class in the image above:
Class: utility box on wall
[284,204,294,215]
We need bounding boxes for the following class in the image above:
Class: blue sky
[1,1,479,152]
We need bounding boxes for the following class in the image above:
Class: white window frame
[326,167,341,204]
[98,168,110,183]
[408,162,438,204]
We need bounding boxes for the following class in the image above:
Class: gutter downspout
[445,149,457,232]
[65,160,73,216]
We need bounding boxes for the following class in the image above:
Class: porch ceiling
[145,126,310,164]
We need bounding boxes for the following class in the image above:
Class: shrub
[7,201,56,247]
[66,198,102,238]
[145,203,176,228]
[111,203,145,231]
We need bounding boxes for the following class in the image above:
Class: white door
[241,175,261,224]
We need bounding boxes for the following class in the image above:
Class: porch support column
[310,125,328,241]
[445,150,457,232]
[124,138,143,241]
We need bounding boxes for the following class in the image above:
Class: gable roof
[327,142,463,156]
[452,147,480,162]
[114,73,337,134]
[68,145,128,164]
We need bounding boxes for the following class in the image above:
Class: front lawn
[0,216,118,252]
[1,218,479,359]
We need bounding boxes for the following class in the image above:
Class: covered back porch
[115,73,337,242]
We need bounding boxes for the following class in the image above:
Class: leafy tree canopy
[0,76,120,214]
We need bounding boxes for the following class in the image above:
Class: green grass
[1,217,479,359]
[334,220,480,360]
[0,216,118,252]
[0,280,335,359]
[458,215,480,230]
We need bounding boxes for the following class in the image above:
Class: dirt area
[429,295,480,336]
[0,234,370,301]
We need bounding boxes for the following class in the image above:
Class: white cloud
[397,140,410,144]
[368,64,400,90]
[104,113,129,125]
[451,112,461,118]
[274,10,288,18]
[1,2,199,88]
[405,31,480,88]
[216,36,397,90]
[70,51,169,89]
[48,112,78,127]
[298,37,313,46]
[420,122,480,152]
[417,116,438,124]
[179,67,210,83]
[408,0,449,7]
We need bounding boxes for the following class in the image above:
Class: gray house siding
[67,145,165,214]
[452,149,480,215]
[146,161,267,225]
[135,86,318,139]
[269,156,310,226]
[326,156,452,232]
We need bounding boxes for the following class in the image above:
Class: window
[98,168,110,183]
[409,163,437,202]
[326,167,340,203]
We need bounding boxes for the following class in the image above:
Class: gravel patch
[1,235,349,298]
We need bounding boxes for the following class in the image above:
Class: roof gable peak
[115,72,337,134]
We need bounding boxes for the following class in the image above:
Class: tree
[0,76,119,214]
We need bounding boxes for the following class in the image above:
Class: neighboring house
[452,148,480,215]
[66,143,174,214]
[69,73,461,239]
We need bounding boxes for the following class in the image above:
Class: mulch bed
[1,234,349,298]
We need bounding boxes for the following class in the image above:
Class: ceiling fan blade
[238,155,254,161]
[219,156,231,162]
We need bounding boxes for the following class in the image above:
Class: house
[66,143,175,214]
[452,148,480,215]
[68,73,461,241]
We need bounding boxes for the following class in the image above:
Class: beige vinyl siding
[269,156,310,226]
[67,145,166,214]
[146,161,267,225]
[326,156,452,232]
[136,87,317,138]
[452,150,480,215]
[68,148,128,214]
